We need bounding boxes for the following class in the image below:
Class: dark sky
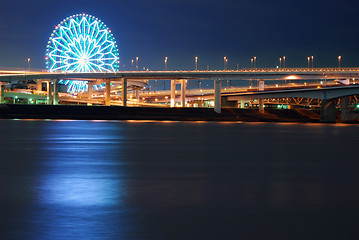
[0,0,358,71]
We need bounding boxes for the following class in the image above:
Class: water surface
[0,120,358,239]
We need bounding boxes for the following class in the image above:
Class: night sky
[1,0,358,71]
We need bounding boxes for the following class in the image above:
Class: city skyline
[0,0,358,71]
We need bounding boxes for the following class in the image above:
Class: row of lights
[127,55,344,71]
[28,54,345,72]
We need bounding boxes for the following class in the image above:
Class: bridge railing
[238,67,359,72]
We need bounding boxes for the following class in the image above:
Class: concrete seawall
[0,104,325,123]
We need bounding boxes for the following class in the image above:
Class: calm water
[0,119,358,240]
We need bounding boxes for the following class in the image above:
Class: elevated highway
[1,68,359,82]
[1,68,359,122]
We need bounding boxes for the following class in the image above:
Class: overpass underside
[225,85,359,123]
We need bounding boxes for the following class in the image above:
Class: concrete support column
[170,80,176,107]
[36,81,43,91]
[320,99,337,123]
[53,79,59,105]
[259,80,264,91]
[240,100,245,108]
[340,96,350,121]
[214,79,221,113]
[88,81,94,99]
[46,81,53,105]
[181,80,186,107]
[259,99,264,113]
[105,80,111,106]
[0,84,5,104]
[121,78,127,107]
[135,88,140,101]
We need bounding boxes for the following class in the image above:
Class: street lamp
[279,57,282,68]
[136,56,138,71]
[311,56,314,69]
[338,56,342,68]
[307,57,310,68]
[131,59,134,71]
[283,56,286,68]
[224,56,227,70]
[253,56,256,69]
[195,56,198,71]
[165,57,168,71]
[251,58,253,69]
[27,58,31,71]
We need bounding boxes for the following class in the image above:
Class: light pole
[165,57,168,71]
[136,57,138,71]
[224,56,227,70]
[254,56,256,69]
[307,57,310,68]
[195,56,198,71]
[283,56,286,68]
[279,57,282,68]
[338,56,342,68]
[251,58,253,69]
[311,56,314,69]
[27,58,31,71]
[131,59,134,71]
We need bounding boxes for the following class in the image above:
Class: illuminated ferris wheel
[45,13,119,92]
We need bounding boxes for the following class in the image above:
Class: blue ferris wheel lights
[46,13,119,93]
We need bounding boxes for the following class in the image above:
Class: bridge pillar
[259,80,264,91]
[259,99,264,113]
[46,81,53,105]
[0,84,4,104]
[105,80,111,106]
[240,100,245,108]
[36,80,43,91]
[340,96,350,121]
[53,80,59,105]
[135,88,140,101]
[181,80,186,107]
[122,78,127,107]
[87,81,94,106]
[320,99,337,123]
[170,80,176,107]
[88,81,94,99]
[214,79,221,113]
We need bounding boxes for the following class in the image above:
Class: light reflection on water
[0,119,359,240]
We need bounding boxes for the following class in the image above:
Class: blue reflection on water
[0,120,132,239]
[39,174,124,206]
[1,120,359,240]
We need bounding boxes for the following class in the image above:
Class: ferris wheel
[45,13,119,92]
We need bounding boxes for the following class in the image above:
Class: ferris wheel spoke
[98,42,114,54]
[59,27,74,45]
[52,39,71,52]
[95,30,107,46]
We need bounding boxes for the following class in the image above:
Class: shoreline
[0,104,329,123]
